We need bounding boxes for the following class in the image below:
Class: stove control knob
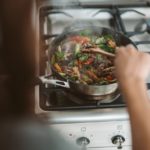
[76,137,90,150]
[112,135,125,149]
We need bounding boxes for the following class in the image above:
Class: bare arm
[121,79,150,150]
[115,45,150,150]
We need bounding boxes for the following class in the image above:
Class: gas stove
[37,1,150,111]
[35,1,150,150]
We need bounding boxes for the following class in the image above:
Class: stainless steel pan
[40,26,136,97]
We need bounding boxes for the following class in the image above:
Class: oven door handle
[39,76,70,88]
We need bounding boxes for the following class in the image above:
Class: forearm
[120,79,150,150]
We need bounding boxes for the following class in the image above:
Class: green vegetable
[76,53,89,61]
[58,46,61,52]
[84,65,92,70]
[103,35,113,40]
[109,79,117,83]
[55,46,65,60]
[59,72,66,77]
[99,80,108,85]
[96,54,102,62]
[78,54,89,62]
[90,36,98,43]
[99,44,115,53]
[68,75,78,81]
[79,29,92,36]
[68,60,75,67]
[51,55,56,64]
[75,44,81,55]
[95,37,106,44]
[55,51,65,60]
[76,53,82,58]
[81,75,93,83]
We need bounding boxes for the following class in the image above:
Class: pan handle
[39,76,70,88]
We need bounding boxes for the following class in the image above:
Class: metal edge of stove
[40,104,126,111]
[38,107,129,124]
[37,0,150,9]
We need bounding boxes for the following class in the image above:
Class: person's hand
[115,45,150,84]
[115,45,150,150]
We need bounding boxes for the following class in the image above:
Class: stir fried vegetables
[51,32,117,85]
